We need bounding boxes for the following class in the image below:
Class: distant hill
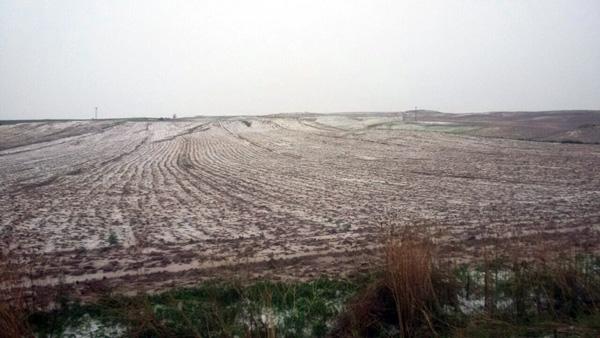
[397,110,600,144]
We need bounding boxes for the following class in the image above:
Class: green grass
[30,277,369,337]
[26,256,600,337]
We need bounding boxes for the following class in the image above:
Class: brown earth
[1,111,599,297]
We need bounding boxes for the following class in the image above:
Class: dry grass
[121,295,174,338]
[330,222,457,337]
[0,251,33,338]
[3,214,599,337]
[384,237,437,337]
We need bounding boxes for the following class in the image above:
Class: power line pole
[95,107,98,120]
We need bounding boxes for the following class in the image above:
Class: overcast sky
[1,1,599,119]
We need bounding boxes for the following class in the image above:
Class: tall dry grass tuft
[331,219,456,337]
[0,251,33,338]
[527,255,600,319]
[384,237,438,337]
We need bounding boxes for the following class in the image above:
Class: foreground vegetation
[3,239,600,337]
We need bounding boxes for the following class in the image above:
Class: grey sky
[1,1,599,120]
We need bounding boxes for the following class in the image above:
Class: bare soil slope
[410,110,600,143]
[1,112,599,295]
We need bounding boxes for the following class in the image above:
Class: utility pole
[94,107,98,120]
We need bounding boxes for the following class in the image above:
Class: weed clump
[107,230,119,246]
[330,234,458,337]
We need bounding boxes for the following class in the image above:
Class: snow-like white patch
[60,314,125,338]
